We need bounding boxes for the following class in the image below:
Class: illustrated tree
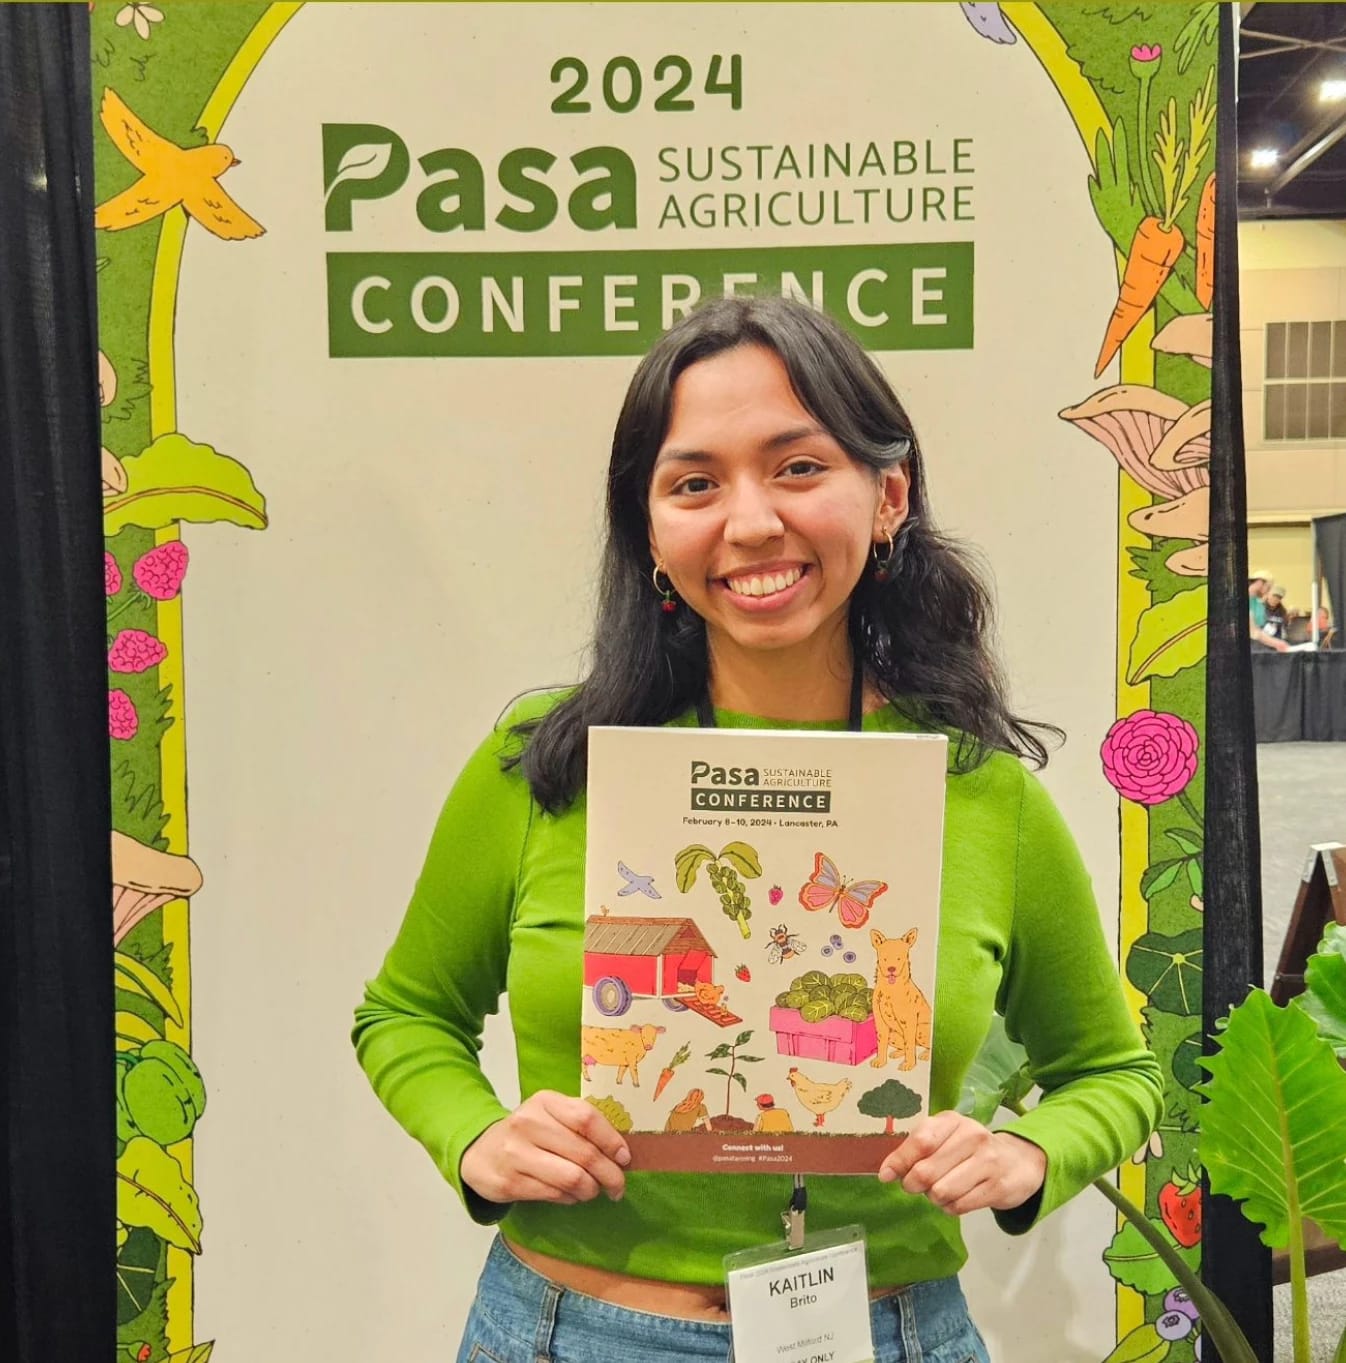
[705,1030,764,1117]
[857,1078,922,1136]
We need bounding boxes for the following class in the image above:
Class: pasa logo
[322,123,637,233]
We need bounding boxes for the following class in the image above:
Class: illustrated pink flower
[1101,710,1198,806]
[108,629,167,674]
[1131,44,1162,62]
[133,541,189,600]
[104,552,122,597]
[109,689,139,741]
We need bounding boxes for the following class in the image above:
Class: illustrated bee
[766,924,807,965]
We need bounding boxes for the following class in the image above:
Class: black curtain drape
[1313,511,1346,630]
[0,6,113,1363]
[1200,8,1273,1360]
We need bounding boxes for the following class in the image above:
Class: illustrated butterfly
[797,852,888,929]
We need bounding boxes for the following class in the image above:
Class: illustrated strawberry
[768,885,783,906]
[735,964,751,982]
[1158,1163,1202,1247]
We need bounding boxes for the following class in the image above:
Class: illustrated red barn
[583,916,715,1017]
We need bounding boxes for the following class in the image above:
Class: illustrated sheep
[581,1023,666,1086]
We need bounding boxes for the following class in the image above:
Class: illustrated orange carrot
[1093,217,1186,377]
[653,1041,691,1099]
[1195,172,1215,310]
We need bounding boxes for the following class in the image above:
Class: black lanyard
[695,665,866,732]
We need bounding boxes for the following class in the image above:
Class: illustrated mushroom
[1060,384,1212,578]
[102,447,128,498]
[1058,386,1206,499]
[112,830,204,945]
[1151,313,1213,369]
[1128,487,1210,577]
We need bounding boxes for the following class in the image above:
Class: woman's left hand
[876,1110,1046,1215]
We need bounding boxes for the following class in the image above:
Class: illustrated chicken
[787,1068,852,1128]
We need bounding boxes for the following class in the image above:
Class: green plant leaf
[1298,923,1346,1057]
[166,1346,215,1363]
[1103,1218,1201,1294]
[115,1225,162,1323]
[957,1013,1034,1125]
[114,951,182,1027]
[116,1138,203,1253]
[1198,988,1346,1249]
[1166,829,1203,855]
[732,1072,747,1092]
[674,845,715,893]
[738,1056,766,1064]
[706,1044,732,1060]
[1100,1322,1170,1363]
[705,1067,729,1077]
[1127,930,1203,1015]
[734,1030,754,1047]
[104,433,267,534]
[1126,587,1208,685]
[1128,540,1203,605]
[1140,859,1184,899]
[1186,858,1204,898]
[719,842,763,878]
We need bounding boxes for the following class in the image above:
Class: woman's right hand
[460,1090,631,1205]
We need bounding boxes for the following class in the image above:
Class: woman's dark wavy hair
[508,296,1061,812]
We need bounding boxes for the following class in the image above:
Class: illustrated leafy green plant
[675,842,762,939]
[705,1030,763,1117]
[117,1138,203,1254]
[104,433,268,535]
[1126,930,1203,1016]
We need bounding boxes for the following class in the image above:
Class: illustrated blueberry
[820,946,833,956]
[843,951,857,964]
[1162,1288,1199,1323]
[1155,1311,1193,1342]
[830,934,843,947]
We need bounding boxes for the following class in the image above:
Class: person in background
[1249,571,1290,652]
[1263,585,1289,641]
[1315,605,1337,650]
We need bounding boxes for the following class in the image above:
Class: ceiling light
[1321,79,1346,102]
[1249,147,1280,168]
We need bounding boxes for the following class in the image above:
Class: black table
[1252,650,1346,742]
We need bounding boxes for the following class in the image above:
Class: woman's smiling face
[647,344,908,666]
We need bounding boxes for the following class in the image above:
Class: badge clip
[780,1174,807,1251]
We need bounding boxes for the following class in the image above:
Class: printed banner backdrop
[94,4,1219,1361]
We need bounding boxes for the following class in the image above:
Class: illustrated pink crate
[769,1006,878,1066]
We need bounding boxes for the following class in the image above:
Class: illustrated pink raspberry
[133,541,189,600]
[109,689,139,740]
[104,552,122,597]
[108,629,167,674]
[1100,710,1198,806]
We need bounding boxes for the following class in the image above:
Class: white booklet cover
[581,725,948,1174]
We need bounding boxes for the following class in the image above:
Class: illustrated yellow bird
[94,88,264,241]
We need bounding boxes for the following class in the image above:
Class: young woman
[353,298,1163,1363]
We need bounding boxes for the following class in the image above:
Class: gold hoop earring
[652,562,677,614]
[872,528,897,583]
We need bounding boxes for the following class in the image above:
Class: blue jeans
[456,1236,992,1363]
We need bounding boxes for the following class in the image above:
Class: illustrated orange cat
[870,928,931,1070]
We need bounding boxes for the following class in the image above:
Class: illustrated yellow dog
[870,928,931,1070]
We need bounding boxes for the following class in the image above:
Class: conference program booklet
[581,725,948,1174]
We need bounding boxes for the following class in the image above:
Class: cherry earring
[653,562,677,613]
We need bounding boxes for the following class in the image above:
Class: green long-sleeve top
[352,696,1163,1287]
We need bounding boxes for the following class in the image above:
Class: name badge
[725,1226,875,1363]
